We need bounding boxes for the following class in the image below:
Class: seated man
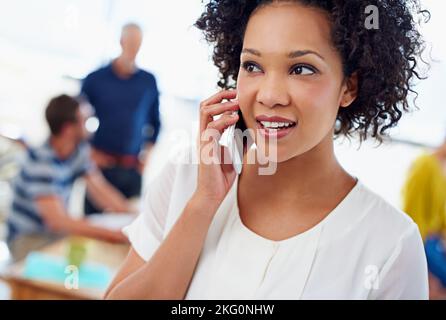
[7,94,133,256]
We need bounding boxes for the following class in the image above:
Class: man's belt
[93,148,140,168]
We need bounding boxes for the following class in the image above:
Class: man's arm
[145,76,161,145]
[138,142,155,173]
[139,77,161,173]
[85,171,134,213]
[35,195,127,243]
[80,72,94,105]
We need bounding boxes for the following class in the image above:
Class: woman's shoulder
[353,181,428,299]
[124,144,199,258]
[346,180,422,248]
[361,181,414,220]
[144,143,199,210]
[319,179,427,294]
[147,143,198,184]
[322,179,422,251]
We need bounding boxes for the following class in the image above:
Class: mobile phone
[218,113,243,175]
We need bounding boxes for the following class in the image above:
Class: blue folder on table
[23,252,112,290]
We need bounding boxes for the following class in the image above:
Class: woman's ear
[340,71,358,108]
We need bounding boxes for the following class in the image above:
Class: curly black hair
[195,0,430,142]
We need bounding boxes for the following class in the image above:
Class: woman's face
[237,2,357,163]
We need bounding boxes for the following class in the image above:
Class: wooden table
[0,237,129,300]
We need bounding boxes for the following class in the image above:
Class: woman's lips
[256,120,297,139]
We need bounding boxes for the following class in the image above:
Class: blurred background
[0,0,445,299]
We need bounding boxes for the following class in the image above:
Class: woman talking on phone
[106,0,430,299]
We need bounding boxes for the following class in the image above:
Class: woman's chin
[253,143,295,164]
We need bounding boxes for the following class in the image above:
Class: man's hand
[35,195,129,244]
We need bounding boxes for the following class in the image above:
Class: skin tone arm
[138,142,155,174]
[85,171,134,213]
[104,90,240,299]
[36,195,128,243]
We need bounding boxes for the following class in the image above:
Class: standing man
[81,23,161,214]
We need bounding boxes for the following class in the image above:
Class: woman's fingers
[202,100,239,117]
[222,110,235,115]
[201,89,237,107]
[194,90,240,204]
[206,113,239,133]
[199,113,239,165]
[200,102,239,133]
[199,112,239,147]
[199,90,238,134]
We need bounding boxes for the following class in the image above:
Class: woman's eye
[290,65,316,75]
[242,62,262,73]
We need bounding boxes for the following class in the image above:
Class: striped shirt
[7,140,94,242]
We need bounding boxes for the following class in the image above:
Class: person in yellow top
[402,151,446,239]
[402,147,446,298]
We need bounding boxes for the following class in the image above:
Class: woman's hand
[194,89,240,208]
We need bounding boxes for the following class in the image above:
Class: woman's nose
[256,75,291,108]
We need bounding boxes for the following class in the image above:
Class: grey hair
[121,22,142,35]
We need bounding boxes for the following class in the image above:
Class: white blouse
[123,146,428,300]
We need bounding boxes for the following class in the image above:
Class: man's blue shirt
[81,64,161,156]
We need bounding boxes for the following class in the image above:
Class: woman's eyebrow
[241,48,325,61]
[241,48,262,56]
[288,50,325,61]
